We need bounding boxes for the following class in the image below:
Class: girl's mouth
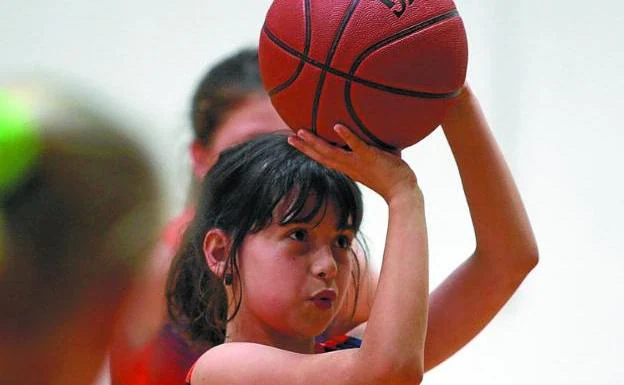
[310,290,337,310]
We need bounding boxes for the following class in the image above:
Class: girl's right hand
[288,124,419,204]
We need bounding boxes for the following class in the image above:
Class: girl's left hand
[287,124,418,203]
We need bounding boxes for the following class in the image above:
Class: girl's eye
[288,229,308,242]
[335,235,353,250]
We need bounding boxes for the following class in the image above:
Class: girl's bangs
[278,171,361,231]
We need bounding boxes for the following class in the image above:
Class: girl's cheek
[337,251,353,271]
[337,263,351,286]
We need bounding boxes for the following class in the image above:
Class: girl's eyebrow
[339,225,357,233]
[277,220,313,228]
[278,221,356,233]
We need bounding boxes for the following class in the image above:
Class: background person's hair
[166,133,365,345]
[191,48,264,145]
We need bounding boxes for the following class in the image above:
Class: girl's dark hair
[191,48,264,145]
[166,133,364,345]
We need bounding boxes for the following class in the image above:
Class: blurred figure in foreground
[0,77,164,385]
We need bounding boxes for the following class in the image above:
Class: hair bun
[0,90,41,201]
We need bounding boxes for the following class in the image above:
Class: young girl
[168,85,538,385]
[167,126,425,384]
[0,79,163,385]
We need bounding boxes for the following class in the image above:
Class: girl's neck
[226,319,316,354]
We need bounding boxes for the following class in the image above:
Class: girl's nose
[312,248,338,280]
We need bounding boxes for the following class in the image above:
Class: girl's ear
[202,229,232,278]
[190,140,218,179]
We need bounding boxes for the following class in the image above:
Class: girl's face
[212,94,289,154]
[193,94,290,177]
[230,198,355,349]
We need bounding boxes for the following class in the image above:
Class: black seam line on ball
[310,0,361,134]
[267,0,312,97]
[342,8,461,150]
[262,9,461,100]
[344,81,397,151]
[348,9,460,79]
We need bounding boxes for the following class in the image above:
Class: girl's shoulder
[188,336,362,385]
[187,342,291,385]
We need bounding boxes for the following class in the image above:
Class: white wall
[1,0,276,215]
[2,1,623,384]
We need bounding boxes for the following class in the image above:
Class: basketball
[259,0,468,150]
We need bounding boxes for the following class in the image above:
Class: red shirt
[110,209,199,385]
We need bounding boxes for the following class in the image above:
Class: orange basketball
[259,0,468,150]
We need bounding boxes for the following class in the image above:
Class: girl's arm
[424,85,538,369]
[318,85,538,371]
[192,126,429,385]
